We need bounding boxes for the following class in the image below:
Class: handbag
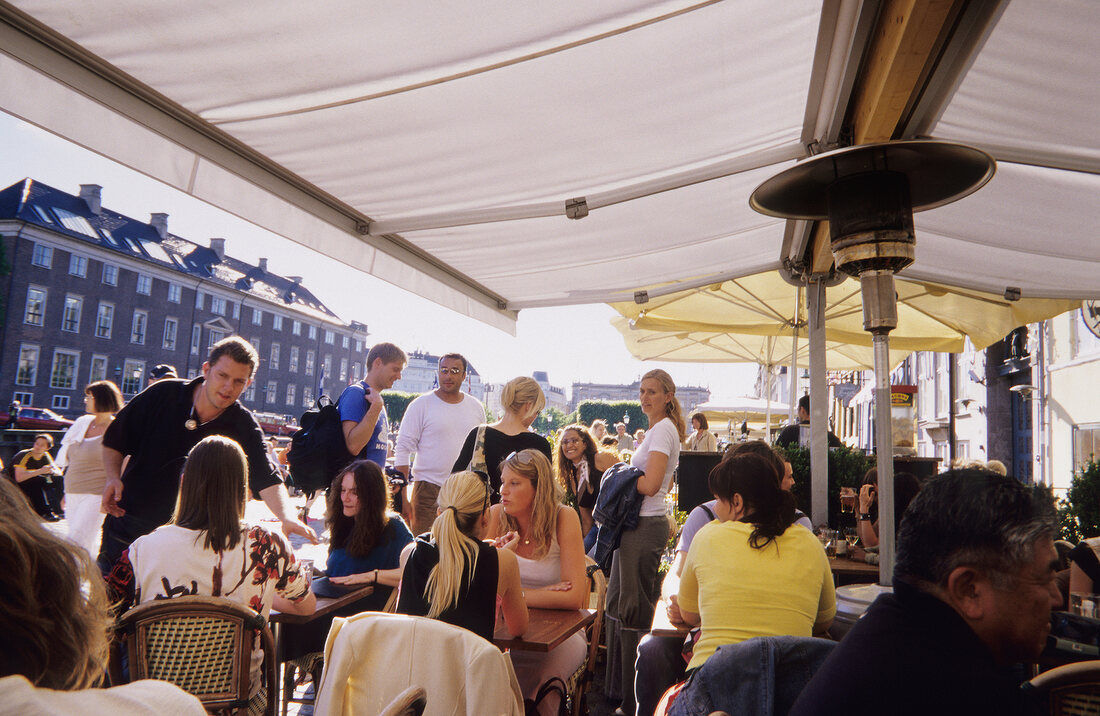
[526,676,569,716]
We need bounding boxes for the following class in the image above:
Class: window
[16,345,39,386]
[210,296,227,316]
[136,274,153,295]
[250,337,261,354]
[131,310,147,344]
[1074,424,1100,473]
[95,302,114,338]
[62,295,82,333]
[305,350,315,376]
[195,291,205,310]
[163,317,178,350]
[231,302,240,320]
[12,391,33,406]
[303,386,314,407]
[324,330,335,345]
[24,287,47,326]
[289,346,299,372]
[340,357,348,381]
[50,350,79,389]
[309,325,317,340]
[273,315,283,331]
[353,362,361,380]
[167,283,182,303]
[89,355,108,383]
[323,355,332,380]
[252,308,263,326]
[244,382,256,403]
[31,244,53,268]
[342,335,349,349]
[191,325,201,355]
[121,360,144,395]
[286,383,297,406]
[354,339,362,353]
[102,264,118,286]
[52,395,69,411]
[265,381,278,404]
[270,343,280,370]
[69,254,88,277]
[207,328,226,349]
[289,319,299,335]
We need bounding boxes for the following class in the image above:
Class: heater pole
[873,332,895,586]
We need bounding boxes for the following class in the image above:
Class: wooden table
[494,607,594,653]
[649,596,691,639]
[829,556,880,586]
[269,580,374,625]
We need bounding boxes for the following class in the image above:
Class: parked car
[0,406,74,430]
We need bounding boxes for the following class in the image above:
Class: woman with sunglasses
[606,368,685,716]
[555,423,617,551]
[453,376,553,497]
[488,449,587,715]
[397,471,528,641]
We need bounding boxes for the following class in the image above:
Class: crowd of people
[0,334,1075,716]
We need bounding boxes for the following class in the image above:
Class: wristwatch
[858,513,872,521]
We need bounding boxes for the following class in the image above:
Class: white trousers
[66,492,105,559]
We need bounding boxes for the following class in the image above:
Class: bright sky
[1,114,760,399]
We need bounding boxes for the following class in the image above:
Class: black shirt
[790,578,1040,716]
[775,421,842,448]
[452,426,553,495]
[397,535,499,642]
[102,376,281,525]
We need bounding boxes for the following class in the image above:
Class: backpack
[287,394,354,494]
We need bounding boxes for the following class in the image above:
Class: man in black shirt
[12,433,62,520]
[98,336,316,572]
[790,470,1060,716]
[775,394,841,448]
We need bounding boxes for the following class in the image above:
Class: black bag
[287,395,354,494]
[525,676,570,716]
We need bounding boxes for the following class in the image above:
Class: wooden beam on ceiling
[808,0,967,276]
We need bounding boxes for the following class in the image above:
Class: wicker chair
[565,557,608,716]
[109,595,276,716]
[1024,661,1100,715]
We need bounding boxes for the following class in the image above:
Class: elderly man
[790,469,1059,716]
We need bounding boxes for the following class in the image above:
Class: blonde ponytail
[424,472,490,619]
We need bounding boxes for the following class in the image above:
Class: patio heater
[750,140,994,584]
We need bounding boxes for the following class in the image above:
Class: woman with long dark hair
[671,453,835,674]
[555,423,617,550]
[397,471,528,641]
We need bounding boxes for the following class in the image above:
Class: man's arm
[342,387,383,456]
[259,483,318,543]
[393,397,423,479]
[101,446,127,517]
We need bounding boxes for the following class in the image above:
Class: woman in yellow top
[672,452,835,672]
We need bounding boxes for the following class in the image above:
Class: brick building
[0,179,370,419]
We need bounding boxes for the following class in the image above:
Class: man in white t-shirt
[395,353,486,534]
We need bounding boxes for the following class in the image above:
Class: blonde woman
[487,450,586,715]
[605,368,685,715]
[453,376,553,497]
[397,471,528,641]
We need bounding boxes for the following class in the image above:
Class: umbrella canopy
[611,272,1079,355]
[2,0,1098,334]
[693,398,788,426]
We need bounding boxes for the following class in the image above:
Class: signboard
[890,385,916,407]
[1083,300,1100,340]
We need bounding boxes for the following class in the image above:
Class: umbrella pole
[790,285,801,423]
[809,279,828,528]
[765,363,773,442]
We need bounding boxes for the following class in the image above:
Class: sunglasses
[438,367,464,375]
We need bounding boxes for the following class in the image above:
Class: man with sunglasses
[395,353,486,534]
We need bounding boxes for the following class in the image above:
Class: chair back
[566,557,608,715]
[109,595,276,716]
[1024,661,1100,715]
[314,612,523,716]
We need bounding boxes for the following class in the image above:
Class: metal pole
[873,333,895,586]
[809,279,828,528]
[790,285,802,424]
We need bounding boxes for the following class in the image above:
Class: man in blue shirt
[337,342,407,467]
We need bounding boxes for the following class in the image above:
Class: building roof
[0,178,346,325]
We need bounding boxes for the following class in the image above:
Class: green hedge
[1058,459,1100,542]
[576,400,645,431]
[774,444,875,528]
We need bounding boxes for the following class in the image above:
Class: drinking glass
[298,558,314,591]
[844,527,859,549]
[839,487,857,514]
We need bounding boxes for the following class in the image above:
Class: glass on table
[839,487,857,514]
[1070,593,1100,619]
[844,527,859,549]
[298,558,314,591]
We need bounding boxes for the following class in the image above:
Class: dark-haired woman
[555,424,617,551]
[325,460,415,607]
[107,436,316,707]
[672,453,835,673]
[684,412,717,452]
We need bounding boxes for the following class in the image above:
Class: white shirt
[394,392,486,486]
[632,417,682,517]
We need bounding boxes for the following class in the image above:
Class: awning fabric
[2,0,1098,331]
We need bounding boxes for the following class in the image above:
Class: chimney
[79,184,102,215]
[287,276,303,284]
[150,212,168,239]
[258,257,268,273]
[209,238,226,261]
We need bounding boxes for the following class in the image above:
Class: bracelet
[374,569,379,584]
[858,513,872,521]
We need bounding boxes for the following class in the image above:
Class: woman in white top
[605,368,685,715]
[57,380,123,557]
[488,449,586,715]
